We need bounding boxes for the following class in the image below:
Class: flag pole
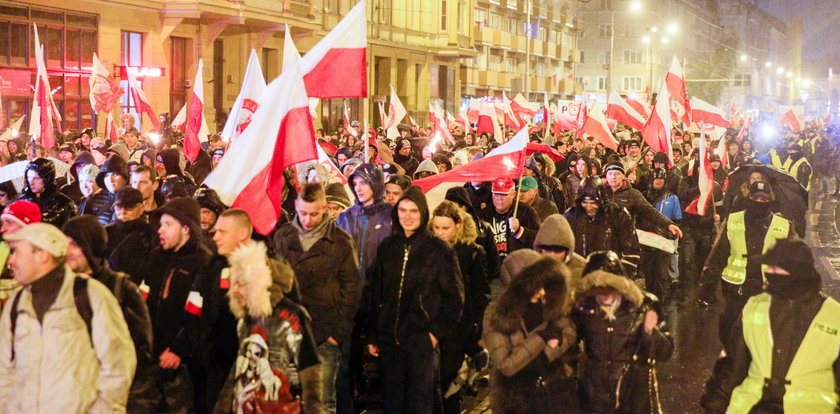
[512,156,526,217]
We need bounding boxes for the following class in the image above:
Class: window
[735,74,751,87]
[508,17,518,34]
[600,0,613,10]
[474,8,487,25]
[579,50,585,63]
[599,24,612,38]
[575,76,585,85]
[622,76,643,91]
[120,31,144,130]
[488,12,502,29]
[538,26,547,42]
[597,76,607,90]
[623,50,642,64]
[489,50,503,72]
[441,0,447,30]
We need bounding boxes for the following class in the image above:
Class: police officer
[701,181,794,345]
[701,238,840,413]
[782,144,812,191]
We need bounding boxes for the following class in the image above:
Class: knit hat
[500,249,542,285]
[78,164,100,183]
[155,197,202,236]
[604,162,626,175]
[325,182,351,209]
[534,214,575,252]
[6,222,68,258]
[1,200,42,227]
[62,215,107,272]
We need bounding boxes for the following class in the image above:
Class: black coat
[448,242,489,351]
[607,182,673,233]
[16,186,76,228]
[92,263,154,366]
[79,189,115,226]
[106,218,157,281]
[477,202,542,259]
[474,217,501,281]
[272,218,362,344]
[564,203,641,273]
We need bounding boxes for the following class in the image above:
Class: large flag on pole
[125,61,160,130]
[204,51,318,235]
[690,97,731,128]
[171,104,187,132]
[300,1,367,98]
[641,82,673,161]
[606,91,646,130]
[429,101,455,145]
[88,53,123,114]
[385,85,407,139]
[477,101,502,142]
[665,56,691,125]
[685,125,714,215]
[183,60,208,162]
[28,24,60,150]
[580,106,619,150]
[221,49,266,143]
[781,108,802,132]
[502,92,522,129]
[626,90,650,118]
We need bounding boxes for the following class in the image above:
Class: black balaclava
[761,239,821,300]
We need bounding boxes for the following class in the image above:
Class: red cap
[1,200,42,227]
[492,176,515,194]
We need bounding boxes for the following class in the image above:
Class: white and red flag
[456,108,471,134]
[105,114,119,143]
[408,115,420,133]
[125,59,160,131]
[221,49,266,143]
[641,82,673,161]
[781,108,803,132]
[665,56,691,125]
[735,116,751,141]
[377,101,386,128]
[184,290,203,316]
[343,102,353,132]
[88,53,123,114]
[476,101,502,142]
[171,104,187,132]
[386,85,407,139]
[300,1,367,98]
[626,90,650,118]
[183,59,209,163]
[580,105,619,150]
[606,91,646,130]
[467,98,481,123]
[29,24,62,150]
[685,130,714,215]
[204,52,318,235]
[691,97,731,128]
[429,100,455,145]
[317,143,347,185]
[502,92,522,130]
[511,93,540,120]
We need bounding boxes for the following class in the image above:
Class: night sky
[763,0,840,73]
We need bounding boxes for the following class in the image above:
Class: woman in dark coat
[483,257,580,414]
[572,251,674,414]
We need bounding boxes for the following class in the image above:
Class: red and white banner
[88,53,123,114]
[183,59,209,163]
[125,57,160,131]
[691,97,731,128]
[476,101,502,142]
[781,108,803,132]
[580,104,619,150]
[606,92,646,131]
[626,90,650,118]
[28,24,61,150]
[665,56,691,125]
[429,100,455,145]
[502,92,522,130]
[300,1,367,98]
[221,49,266,143]
[204,51,317,235]
[171,104,187,132]
[552,100,582,133]
[386,85,407,139]
[685,129,714,216]
[642,83,673,162]
[105,113,119,143]
[184,290,204,316]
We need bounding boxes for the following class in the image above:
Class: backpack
[9,276,93,362]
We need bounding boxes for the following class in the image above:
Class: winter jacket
[483,258,579,414]
[564,203,641,274]
[158,148,197,195]
[215,241,323,414]
[393,153,420,177]
[272,217,362,344]
[60,151,97,204]
[645,189,682,222]
[534,214,588,286]
[572,271,673,414]
[477,201,542,259]
[187,149,213,185]
[140,237,212,358]
[79,189,116,226]
[0,266,136,414]
[337,163,393,282]
[443,186,501,282]
[367,187,464,345]
[464,181,492,213]
[529,195,559,221]
[607,182,674,233]
[92,264,154,366]
[106,218,158,281]
[446,214,490,352]
[17,160,76,228]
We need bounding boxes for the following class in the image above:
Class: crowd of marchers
[0,111,835,414]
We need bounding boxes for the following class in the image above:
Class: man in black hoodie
[16,158,76,227]
[367,185,464,414]
[62,215,154,412]
[106,187,157,280]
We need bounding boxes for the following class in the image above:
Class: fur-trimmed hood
[488,257,569,334]
[227,240,296,319]
[577,270,644,307]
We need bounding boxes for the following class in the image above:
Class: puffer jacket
[483,258,579,414]
[79,189,115,226]
[105,218,157,281]
[572,271,673,414]
[336,163,392,282]
[0,267,137,414]
[16,159,76,227]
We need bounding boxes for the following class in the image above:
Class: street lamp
[666,22,678,34]
[740,54,748,61]
[608,1,643,93]
[765,61,772,68]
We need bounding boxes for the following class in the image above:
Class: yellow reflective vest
[728,293,840,413]
[769,149,784,169]
[721,212,791,285]
[782,157,812,191]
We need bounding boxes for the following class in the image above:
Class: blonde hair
[430,200,478,245]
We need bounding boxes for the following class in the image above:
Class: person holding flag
[477,176,542,260]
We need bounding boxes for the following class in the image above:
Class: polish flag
[641,82,673,162]
[735,116,751,141]
[105,114,119,143]
[503,92,522,129]
[139,280,150,301]
[125,58,160,130]
[221,49,266,143]
[343,102,353,132]
[691,97,731,128]
[386,85,407,139]
[171,104,187,132]
[476,101,502,142]
[626,90,650,118]
[685,130,714,216]
[580,105,619,150]
[408,115,420,133]
[317,143,348,185]
[203,51,317,235]
[467,98,481,123]
[377,101,386,128]
[606,91,646,130]
[717,135,728,170]
[184,290,203,316]
[665,56,691,125]
[781,109,802,132]
[183,59,209,163]
[526,142,565,162]
[429,101,455,144]
[414,127,528,206]
[511,93,540,119]
[29,24,60,150]
[219,269,230,290]
[88,53,123,114]
[456,109,471,134]
[300,1,367,98]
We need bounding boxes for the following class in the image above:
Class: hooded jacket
[444,187,501,281]
[60,151,97,204]
[158,149,197,195]
[105,218,157,280]
[483,258,579,413]
[187,149,213,186]
[336,163,392,283]
[17,158,76,228]
[367,186,464,345]
[413,158,438,179]
[572,270,673,414]
[534,214,587,286]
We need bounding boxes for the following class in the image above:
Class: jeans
[680,226,715,299]
[379,334,439,414]
[668,250,680,284]
[318,341,342,414]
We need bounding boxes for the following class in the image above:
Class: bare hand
[508,217,520,233]
[547,338,560,348]
[430,333,439,348]
[644,310,658,334]
[327,337,339,345]
[668,224,683,238]
[159,349,181,369]
[368,344,379,357]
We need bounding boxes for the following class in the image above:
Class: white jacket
[0,266,136,414]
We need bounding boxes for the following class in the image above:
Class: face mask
[765,272,817,300]
[745,199,771,216]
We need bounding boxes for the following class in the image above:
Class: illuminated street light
[786,72,793,78]
[777,67,784,74]
[651,26,659,32]
[765,61,772,68]
[629,1,643,12]
[642,36,651,44]
[667,23,679,34]
[740,54,748,61]
[661,36,669,44]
